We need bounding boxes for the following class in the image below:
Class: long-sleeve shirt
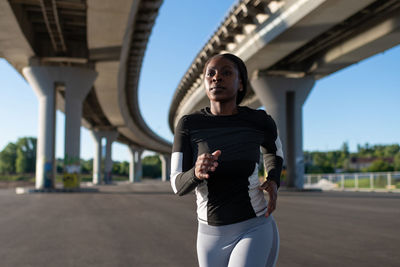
[170,106,283,226]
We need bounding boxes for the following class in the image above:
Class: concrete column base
[250,75,315,189]
[129,146,143,183]
[129,146,136,183]
[159,154,171,182]
[103,131,118,184]
[62,67,97,189]
[23,67,57,189]
[135,150,143,182]
[89,130,103,185]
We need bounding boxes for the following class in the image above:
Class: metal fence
[304,171,400,192]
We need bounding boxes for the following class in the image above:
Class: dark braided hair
[203,53,248,105]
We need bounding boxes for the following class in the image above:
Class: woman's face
[204,56,242,104]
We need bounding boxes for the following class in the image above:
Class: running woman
[171,53,283,267]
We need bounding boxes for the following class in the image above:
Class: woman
[170,53,283,267]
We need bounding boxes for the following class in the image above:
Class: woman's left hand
[259,180,278,218]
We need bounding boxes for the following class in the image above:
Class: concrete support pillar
[250,75,315,189]
[159,153,171,182]
[128,146,143,183]
[89,130,102,185]
[22,67,56,189]
[103,131,118,184]
[128,146,136,183]
[62,68,97,188]
[135,150,143,182]
[22,65,97,189]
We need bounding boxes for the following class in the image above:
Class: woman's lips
[210,86,225,91]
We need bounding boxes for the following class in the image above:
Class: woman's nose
[212,72,222,82]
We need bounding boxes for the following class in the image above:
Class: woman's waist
[198,215,272,236]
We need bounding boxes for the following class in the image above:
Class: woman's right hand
[195,150,221,179]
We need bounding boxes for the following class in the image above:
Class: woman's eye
[223,71,232,76]
[206,71,214,77]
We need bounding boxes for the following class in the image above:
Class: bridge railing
[303,172,400,192]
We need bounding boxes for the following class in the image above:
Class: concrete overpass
[169,0,400,189]
[0,0,172,189]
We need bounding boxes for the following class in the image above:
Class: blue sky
[1,0,400,162]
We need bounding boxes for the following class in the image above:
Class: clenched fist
[195,150,221,180]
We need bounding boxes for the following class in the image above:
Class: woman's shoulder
[239,106,276,129]
[239,106,271,120]
[176,110,206,128]
[181,110,206,121]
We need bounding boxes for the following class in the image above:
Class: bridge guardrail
[304,172,400,192]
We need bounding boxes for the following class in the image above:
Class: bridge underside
[169,0,400,188]
[2,0,170,152]
[1,0,171,188]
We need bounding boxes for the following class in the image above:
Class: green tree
[81,159,93,174]
[111,161,129,176]
[56,158,63,173]
[112,161,121,175]
[341,142,349,156]
[142,155,161,178]
[312,152,334,173]
[339,142,350,170]
[0,142,18,174]
[366,159,393,172]
[372,145,385,158]
[305,143,400,173]
[15,137,37,174]
[357,143,374,158]
[394,152,400,171]
[119,161,129,176]
[383,144,400,158]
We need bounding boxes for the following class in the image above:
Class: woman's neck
[209,101,238,116]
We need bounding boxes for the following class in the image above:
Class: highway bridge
[0,0,172,189]
[1,0,399,190]
[169,0,400,189]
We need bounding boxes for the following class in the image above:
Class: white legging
[197,215,279,267]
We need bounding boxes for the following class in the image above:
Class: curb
[15,187,99,194]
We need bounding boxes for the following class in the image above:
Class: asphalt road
[0,181,399,267]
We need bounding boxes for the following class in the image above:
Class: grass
[56,174,129,183]
[0,174,35,182]
[337,177,400,189]
[0,174,129,184]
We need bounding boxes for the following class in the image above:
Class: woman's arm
[260,112,284,217]
[261,113,284,188]
[170,116,202,196]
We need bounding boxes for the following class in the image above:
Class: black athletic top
[170,106,283,226]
